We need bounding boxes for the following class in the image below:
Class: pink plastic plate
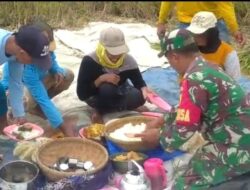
[78,128,86,138]
[3,123,44,141]
[147,93,172,112]
[141,112,163,118]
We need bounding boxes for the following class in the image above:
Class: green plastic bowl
[110,152,148,174]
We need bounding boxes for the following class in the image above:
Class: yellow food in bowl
[113,151,143,161]
[84,124,105,138]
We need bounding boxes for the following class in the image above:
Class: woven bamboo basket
[36,137,108,181]
[105,116,156,151]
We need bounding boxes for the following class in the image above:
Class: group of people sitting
[0,6,250,189]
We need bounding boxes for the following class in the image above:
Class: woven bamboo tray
[104,116,155,151]
[36,137,108,181]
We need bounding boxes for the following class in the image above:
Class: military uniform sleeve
[160,79,208,151]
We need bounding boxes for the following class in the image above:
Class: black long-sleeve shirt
[77,52,146,101]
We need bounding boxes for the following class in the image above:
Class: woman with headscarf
[187,11,241,80]
[77,27,151,123]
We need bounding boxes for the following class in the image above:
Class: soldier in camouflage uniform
[136,28,250,190]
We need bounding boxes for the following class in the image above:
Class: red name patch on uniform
[176,79,201,126]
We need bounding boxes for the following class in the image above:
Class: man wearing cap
[0,24,51,133]
[77,27,151,123]
[1,20,75,137]
[157,2,246,47]
[136,28,250,189]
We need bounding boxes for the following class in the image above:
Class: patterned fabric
[160,56,250,189]
[159,29,196,57]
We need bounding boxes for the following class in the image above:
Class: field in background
[1,2,250,29]
[0,1,250,74]
[0,2,161,29]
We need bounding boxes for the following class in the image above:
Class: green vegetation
[150,43,161,51]
[239,45,250,76]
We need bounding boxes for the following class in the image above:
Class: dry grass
[0,2,249,28]
[1,1,250,74]
[0,2,161,30]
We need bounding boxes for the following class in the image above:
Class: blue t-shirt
[0,28,25,117]
[1,52,65,128]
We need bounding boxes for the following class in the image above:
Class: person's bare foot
[91,110,104,124]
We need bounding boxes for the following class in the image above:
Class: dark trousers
[86,82,145,114]
[0,82,7,116]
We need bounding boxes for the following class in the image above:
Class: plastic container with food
[110,151,148,174]
[79,123,106,144]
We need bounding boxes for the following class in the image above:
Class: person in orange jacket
[157,2,246,47]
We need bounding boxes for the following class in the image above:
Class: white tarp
[1,22,168,131]
[54,22,168,72]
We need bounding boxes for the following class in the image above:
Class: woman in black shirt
[77,27,151,123]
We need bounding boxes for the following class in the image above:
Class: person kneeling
[77,27,151,124]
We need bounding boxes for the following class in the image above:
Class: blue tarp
[106,140,184,161]
[142,66,250,107]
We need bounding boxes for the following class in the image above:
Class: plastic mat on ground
[105,140,184,162]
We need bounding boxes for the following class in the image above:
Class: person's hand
[134,128,160,149]
[141,87,154,100]
[95,73,120,87]
[233,31,247,47]
[59,123,77,137]
[157,23,166,39]
[146,116,165,130]
[60,123,77,137]
[12,117,28,125]
[59,115,78,137]
[144,89,158,103]
[54,73,65,87]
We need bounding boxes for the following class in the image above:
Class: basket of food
[36,137,109,181]
[110,151,148,174]
[104,116,156,151]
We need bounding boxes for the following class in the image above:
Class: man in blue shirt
[0,24,51,133]
[1,20,76,137]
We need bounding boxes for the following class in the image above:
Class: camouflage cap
[158,28,196,57]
